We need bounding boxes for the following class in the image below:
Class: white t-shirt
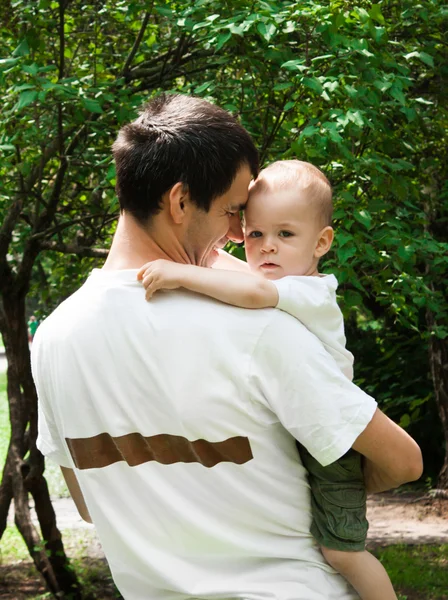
[273,275,354,380]
[32,269,376,600]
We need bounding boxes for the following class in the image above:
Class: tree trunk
[0,293,82,598]
[426,304,448,489]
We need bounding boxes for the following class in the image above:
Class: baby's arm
[137,259,279,308]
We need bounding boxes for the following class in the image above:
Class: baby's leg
[321,546,397,600]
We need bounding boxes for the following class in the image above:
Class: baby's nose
[261,238,276,252]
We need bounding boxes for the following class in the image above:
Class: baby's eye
[279,230,294,238]
[247,231,262,238]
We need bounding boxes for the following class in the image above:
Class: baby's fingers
[143,273,163,301]
[137,262,153,281]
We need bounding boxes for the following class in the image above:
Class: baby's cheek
[243,240,257,268]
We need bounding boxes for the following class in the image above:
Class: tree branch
[39,241,109,258]
[122,6,154,76]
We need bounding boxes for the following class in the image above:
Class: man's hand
[137,260,185,300]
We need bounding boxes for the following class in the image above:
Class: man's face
[185,164,252,267]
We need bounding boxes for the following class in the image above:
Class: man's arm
[352,408,423,493]
[60,467,92,523]
[250,312,423,492]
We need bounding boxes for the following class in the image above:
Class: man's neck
[103,213,190,270]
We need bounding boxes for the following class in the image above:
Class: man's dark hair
[112,94,259,223]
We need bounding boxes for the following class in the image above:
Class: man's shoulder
[34,276,95,341]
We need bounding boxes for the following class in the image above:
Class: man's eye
[248,231,262,238]
[226,211,237,217]
[279,231,293,238]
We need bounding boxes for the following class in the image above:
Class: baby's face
[244,186,323,280]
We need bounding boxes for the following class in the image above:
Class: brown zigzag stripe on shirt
[66,432,253,470]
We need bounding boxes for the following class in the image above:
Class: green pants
[298,443,368,551]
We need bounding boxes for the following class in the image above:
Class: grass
[375,545,448,600]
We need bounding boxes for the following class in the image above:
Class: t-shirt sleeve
[272,275,354,380]
[249,311,377,466]
[31,328,73,468]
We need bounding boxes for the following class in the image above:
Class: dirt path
[366,492,448,548]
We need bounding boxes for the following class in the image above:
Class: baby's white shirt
[272,275,354,380]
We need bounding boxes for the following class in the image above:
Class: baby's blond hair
[250,160,333,227]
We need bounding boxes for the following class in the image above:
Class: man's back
[33,269,365,599]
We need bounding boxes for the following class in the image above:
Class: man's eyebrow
[229,202,247,211]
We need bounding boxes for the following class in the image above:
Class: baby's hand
[137,260,185,300]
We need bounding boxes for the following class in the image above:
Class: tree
[1,0,446,596]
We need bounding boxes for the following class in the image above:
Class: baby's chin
[262,271,284,281]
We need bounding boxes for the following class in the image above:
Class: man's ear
[168,182,189,225]
[314,226,334,258]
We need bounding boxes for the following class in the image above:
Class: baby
[137,160,397,600]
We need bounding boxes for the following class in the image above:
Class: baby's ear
[314,226,334,258]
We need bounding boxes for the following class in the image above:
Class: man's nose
[227,213,244,243]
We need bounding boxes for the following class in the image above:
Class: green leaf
[301,125,319,137]
[336,232,353,248]
[12,38,30,57]
[348,110,364,128]
[13,83,35,92]
[228,23,244,36]
[215,32,231,51]
[273,82,293,91]
[281,60,307,72]
[343,290,364,308]
[390,86,406,105]
[337,245,357,264]
[418,52,434,67]
[415,97,433,105]
[155,6,172,17]
[82,98,103,113]
[405,51,434,67]
[399,414,411,429]
[302,77,323,94]
[194,81,213,94]
[0,58,19,71]
[354,209,372,229]
[106,164,116,181]
[22,63,39,75]
[311,54,334,63]
[17,90,37,109]
[369,4,385,24]
[257,22,276,42]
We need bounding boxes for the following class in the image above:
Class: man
[32,94,422,600]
